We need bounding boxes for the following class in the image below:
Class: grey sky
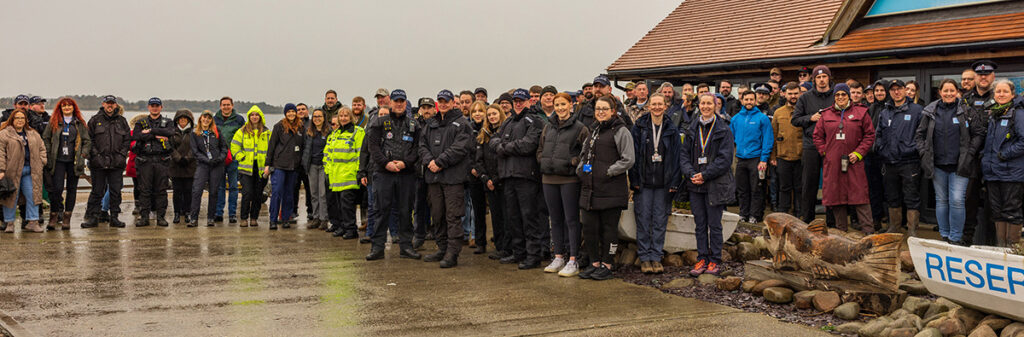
[2,0,679,107]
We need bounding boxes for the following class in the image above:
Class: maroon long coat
[812,104,875,206]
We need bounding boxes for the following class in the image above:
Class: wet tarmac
[0,192,828,336]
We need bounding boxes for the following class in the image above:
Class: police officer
[962,60,997,245]
[364,89,422,261]
[81,95,131,228]
[419,90,474,268]
[132,97,175,227]
[494,88,545,269]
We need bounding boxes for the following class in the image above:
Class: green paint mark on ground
[231,299,266,306]
[319,252,359,328]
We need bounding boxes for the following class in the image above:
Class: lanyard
[650,117,663,156]
[698,116,716,156]
[583,127,600,165]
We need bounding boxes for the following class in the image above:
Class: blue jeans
[101,189,110,212]
[5,166,39,222]
[216,162,239,218]
[933,168,969,241]
[634,187,670,262]
[268,169,297,223]
[364,182,398,238]
[461,187,474,239]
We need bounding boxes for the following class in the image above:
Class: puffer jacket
[538,113,587,183]
[493,109,543,181]
[266,118,305,171]
[475,125,501,185]
[169,110,196,178]
[87,106,131,170]
[629,113,682,190]
[42,115,91,176]
[915,99,984,179]
[418,109,474,185]
[230,105,271,176]
[876,101,923,164]
[577,117,635,210]
[981,103,1024,182]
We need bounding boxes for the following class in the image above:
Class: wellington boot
[905,210,920,238]
[886,208,903,233]
[995,221,1008,247]
[1008,224,1022,247]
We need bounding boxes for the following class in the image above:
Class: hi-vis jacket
[230,105,271,176]
[325,123,365,191]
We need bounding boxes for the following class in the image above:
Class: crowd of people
[2,58,1023,281]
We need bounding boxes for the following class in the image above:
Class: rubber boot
[995,221,1008,247]
[886,208,903,233]
[905,209,920,238]
[1008,224,1022,247]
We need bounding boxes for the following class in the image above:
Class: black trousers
[86,168,123,216]
[329,189,358,234]
[883,162,922,209]
[47,160,80,214]
[136,158,169,217]
[239,173,267,220]
[735,158,765,220]
[865,154,887,222]
[414,178,430,239]
[467,182,487,245]
[776,158,802,215]
[292,169,311,219]
[965,174,985,242]
[171,177,193,217]
[190,163,224,221]
[429,183,465,255]
[486,184,507,252]
[371,172,415,250]
[582,207,621,265]
[987,181,1024,224]
[503,177,543,260]
[800,148,823,223]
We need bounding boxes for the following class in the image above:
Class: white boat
[907,237,1024,321]
[618,202,741,253]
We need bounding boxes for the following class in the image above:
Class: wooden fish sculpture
[763,212,903,292]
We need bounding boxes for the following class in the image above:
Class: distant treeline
[0,95,284,114]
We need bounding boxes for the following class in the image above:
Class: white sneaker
[558,260,579,277]
[544,257,565,273]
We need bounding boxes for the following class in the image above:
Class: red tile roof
[827,11,1024,53]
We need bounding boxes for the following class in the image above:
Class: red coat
[813,104,875,206]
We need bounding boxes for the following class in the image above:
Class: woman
[0,109,46,233]
[812,83,876,233]
[906,80,923,105]
[577,97,635,281]
[187,111,228,227]
[324,108,364,239]
[915,79,984,243]
[169,109,195,225]
[265,103,304,230]
[476,104,508,260]
[629,93,681,274]
[232,105,271,228]
[465,101,488,252]
[681,93,735,276]
[42,98,91,230]
[538,93,588,276]
[980,80,1024,247]
[302,109,330,230]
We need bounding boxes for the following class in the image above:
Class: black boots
[440,253,458,268]
[366,248,384,261]
[400,248,422,260]
[423,250,445,262]
[109,212,126,228]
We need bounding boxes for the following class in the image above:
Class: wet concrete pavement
[0,193,829,336]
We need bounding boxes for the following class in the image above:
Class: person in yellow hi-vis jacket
[231,105,271,228]
[324,107,365,239]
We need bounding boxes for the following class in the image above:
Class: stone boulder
[616,245,637,267]
[715,276,742,291]
[950,307,986,332]
[697,274,719,285]
[741,280,759,293]
[978,315,1011,331]
[1001,322,1024,337]
[734,242,761,261]
[663,254,684,267]
[763,287,793,304]
[730,232,753,243]
[836,322,863,334]
[900,250,915,272]
[793,290,819,310]
[751,279,788,295]
[968,324,997,337]
[913,327,941,337]
[813,291,841,312]
[924,316,964,336]
[859,317,894,337]
[663,278,694,289]
[922,302,951,319]
[834,302,860,320]
[889,328,919,337]
[899,281,929,296]
[682,250,699,266]
[902,296,932,317]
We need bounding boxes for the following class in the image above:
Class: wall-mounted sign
[866,0,1005,17]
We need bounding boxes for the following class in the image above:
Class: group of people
[3,58,1023,281]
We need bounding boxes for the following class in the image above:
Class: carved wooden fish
[764,212,903,292]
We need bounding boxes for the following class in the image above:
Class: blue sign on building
[866,0,1005,17]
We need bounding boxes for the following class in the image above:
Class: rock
[903,296,932,317]
[977,315,1011,331]
[835,302,861,320]
[633,257,641,266]
[720,269,736,277]
[900,281,930,296]
[859,317,894,337]
[914,327,942,337]
[968,324,997,337]
[663,254,684,267]
[925,316,964,336]
[922,302,951,319]
[715,276,742,291]
[752,236,770,252]
[751,279,788,294]
[730,232,753,243]
[890,316,922,331]
[697,274,718,285]
[1001,322,1024,337]
[899,272,914,283]
[836,322,864,334]
[900,250,915,272]
[663,278,694,289]
[721,249,733,263]
[682,250,699,265]
[793,290,819,309]
[741,280,759,293]
[763,287,793,304]
[950,307,985,332]
[813,291,841,312]
[889,309,911,319]
[735,242,761,261]
[890,328,920,337]
[934,297,962,311]
[616,245,637,266]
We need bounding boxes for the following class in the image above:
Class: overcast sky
[2,0,680,107]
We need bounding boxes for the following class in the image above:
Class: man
[352,96,369,129]
[496,93,513,114]
[961,69,977,96]
[528,85,542,106]
[358,98,400,244]
[27,96,48,132]
[474,87,488,103]
[322,89,343,121]
[719,80,740,116]
[412,97,436,248]
[769,67,782,84]
[753,83,772,114]
[866,79,890,226]
[293,103,312,222]
[2,94,30,122]
[131,97,175,227]
[772,83,803,216]
[537,85,557,119]
[214,96,245,224]
[681,83,694,95]
[576,75,633,128]
[581,83,594,102]
[458,90,474,116]
[961,60,998,245]
[494,88,544,269]
[626,82,650,121]
[364,89,422,261]
[696,83,710,95]
[791,65,835,223]
[368,88,391,116]
[849,81,866,106]
[81,95,130,229]
[419,90,474,268]
[659,82,684,122]
[623,82,637,106]
[732,91,774,224]
[875,79,924,235]
[797,67,811,85]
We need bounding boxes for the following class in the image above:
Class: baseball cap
[624,82,636,91]
[29,96,46,104]
[971,60,997,75]
[14,94,29,104]
[148,97,162,106]
[593,75,610,86]
[474,87,488,96]
[582,82,593,89]
[437,89,454,102]
[418,97,435,108]
[390,89,407,101]
[375,88,390,98]
[887,79,906,90]
[797,67,811,74]
[102,95,117,103]
[512,89,529,101]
